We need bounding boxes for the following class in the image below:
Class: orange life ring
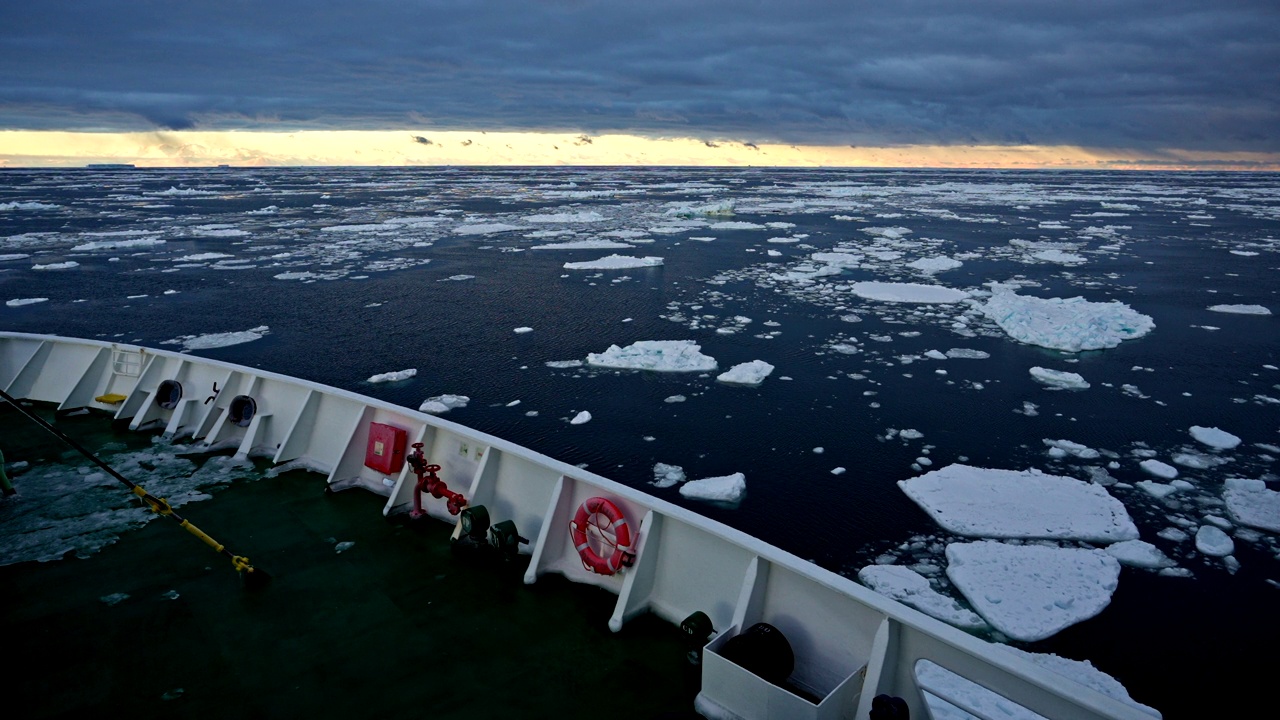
[570,496,634,575]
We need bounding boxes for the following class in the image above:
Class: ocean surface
[2,166,1278,717]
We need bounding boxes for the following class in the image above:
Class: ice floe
[899,464,1138,543]
[850,282,970,304]
[906,256,963,273]
[164,326,270,351]
[679,472,746,503]
[652,463,686,488]
[5,297,48,307]
[945,541,1121,642]
[1030,367,1090,390]
[917,649,1161,719]
[1223,479,1280,532]
[563,255,663,270]
[1105,540,1175,570]
[858,565,987,630]
[367,369,416,383]
[586,340,717,372]
[982,288,1154,352]
[419,394,469,414]
[1194,526,1234,557]
[1189,426,1241,449]
[716,360,775,386]
[1207,304,1270,315]
[1139,460,1178,479]
[32,261,79,270]
[530,239,634,250]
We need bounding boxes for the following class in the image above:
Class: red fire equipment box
[365,422,408,474]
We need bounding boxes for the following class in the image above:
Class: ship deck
[0,404,697,719]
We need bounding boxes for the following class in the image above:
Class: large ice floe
[716,360,774,386]
[851,281,969,304]
[898,465,1139,543]
[563,254,663,270]
[586,340,717,372]
[857,565,987,631]
[679,472,746,503]
[163,326,270,351]
[945,541,1121,642]
[1223,479,1280,532]
[1029,367,1090,390]
[916,647,1162,719]
[1207,304,1270,315]
[981,288,1154,352]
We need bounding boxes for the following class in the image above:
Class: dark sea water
[2,167,1278,717]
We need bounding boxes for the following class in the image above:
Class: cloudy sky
[2,1,1277,167]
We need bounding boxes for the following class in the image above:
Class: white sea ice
[716,360,775,386]
[419,394,469,414]
[917,649,1162,720]
[899,464,1139,543]
[563,254,663,270]
[165,326,270,351]
[530,239,635,251]
[1105,540,1175,570]
[513,327,533,334]
[1043,439,1100,459]
[1189,426,1241,449]
[946,541,1120,642]
[1136,481,1182,499]
[652,463,686,488]
[1194,526,1234,557]
[907,256,963,273]
[1139,460,1178,479]
[1030,367,1090,390]
[1207,304,1270,315]
[454,222,527,236]
[857,565,987,631]
[525,210,606,223]
[851,281,969,304]
[32,261,79,270]
[71,237,166,252]
[1030,249,1087,264]
[946,348,990,359]
[569,410,592,425]
[679,472,745,503]
[1223,479,1280,532]
[982,288,1154,352]
[5,297,48,307]
[367,369,416,383]
[586,340,717,372]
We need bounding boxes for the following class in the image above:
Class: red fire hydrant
[407,442,467,518]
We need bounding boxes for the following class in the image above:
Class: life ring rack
[569,496,636,575]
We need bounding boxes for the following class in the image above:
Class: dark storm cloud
[1,1,1277,150]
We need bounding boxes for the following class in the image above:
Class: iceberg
[982,288,1154,352]
[586,340,717,372]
